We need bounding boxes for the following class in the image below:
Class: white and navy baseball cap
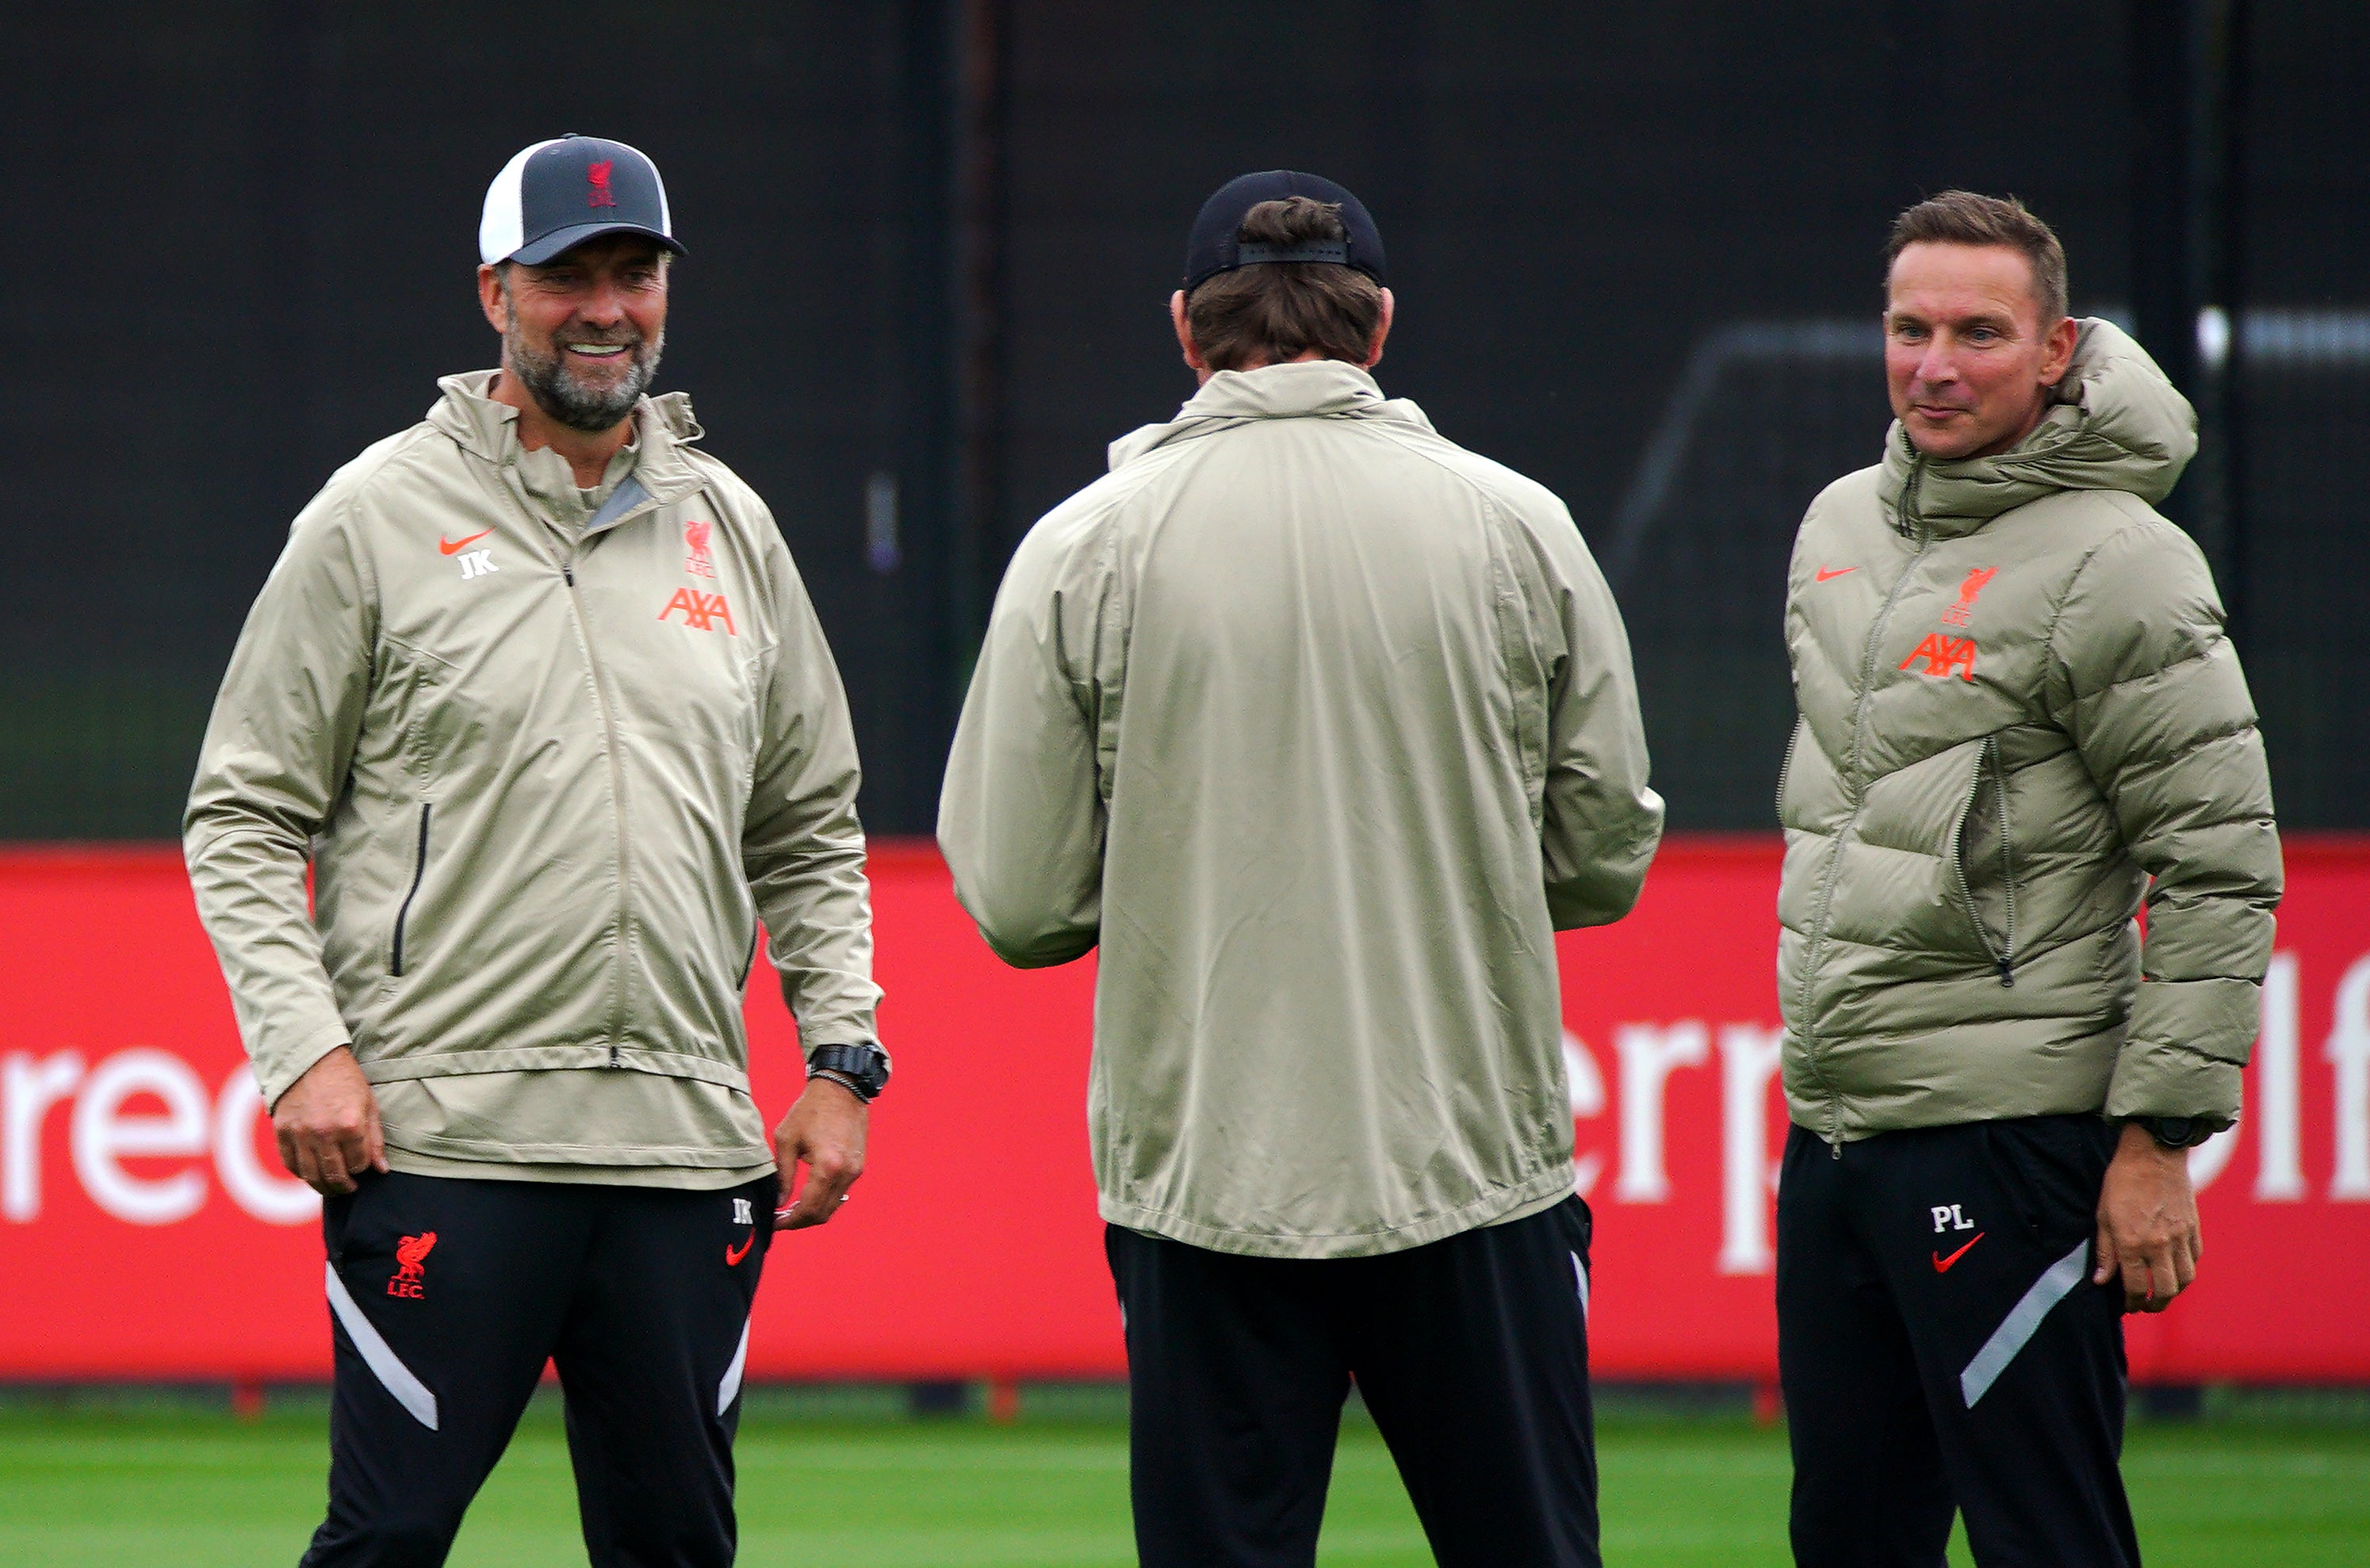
[478,134,683,266]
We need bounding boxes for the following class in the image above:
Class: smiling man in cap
[942,170,1663,1566]
[186,133,889,1566]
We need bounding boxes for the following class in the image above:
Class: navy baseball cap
[1183,170,1386,295]
[479,134,683,266]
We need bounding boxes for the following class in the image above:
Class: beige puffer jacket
[1778,321,2280,1143]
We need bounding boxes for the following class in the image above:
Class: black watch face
[818,1046,888,1095]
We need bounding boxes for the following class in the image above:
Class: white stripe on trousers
[325,1263,439,1430]
[1958,1241,2091,1409]
[717,1318,751,1416]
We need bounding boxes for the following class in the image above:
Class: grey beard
[504,322,664,433]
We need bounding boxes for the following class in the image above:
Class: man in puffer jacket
[1773,192,2280,1566]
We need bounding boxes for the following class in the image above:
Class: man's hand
[272,1046,388,1196]
[773,1077,868,1230]
[2093,1121,2202,1312]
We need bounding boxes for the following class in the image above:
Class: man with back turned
[941,170,1664,1567]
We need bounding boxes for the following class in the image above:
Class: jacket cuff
[2131,975,2261,1062]
[254,1023,356,1110]
[2104,1042,2241,1124]
[2106,975,2259,1122]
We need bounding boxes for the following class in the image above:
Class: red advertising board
[2,839,2364,1382]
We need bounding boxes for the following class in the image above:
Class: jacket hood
[427,371,707,501]
[1108,359,1434,471]
[1879,318,2197,535]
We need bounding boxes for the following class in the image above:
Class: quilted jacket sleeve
[2047,516,2282,1125]
[183,498,376,1107]
[742,511,883,1053]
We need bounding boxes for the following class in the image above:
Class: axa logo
[1941,567,1998,629]
[683,518,716,579]
[1901,633,1978,683]
[587,159,618,209]
[388,1230,437,1299]
[659,587,736,634]
[1901,565,1993,682]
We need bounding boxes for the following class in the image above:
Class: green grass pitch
[2,1405,2365,1566]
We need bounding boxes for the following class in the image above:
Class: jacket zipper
[496,469,649,1071]
[1775,721,1801,823]
[1799,454,1928,1155]
[1997,750,2017,982]
[1948,736,2018,987]
[560,550,636,1068]
[390,803,431,977]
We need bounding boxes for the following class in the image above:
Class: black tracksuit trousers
[1777,1116,2141,1568]
[1108,1194,1599,1568]
[300,1170,778,1568]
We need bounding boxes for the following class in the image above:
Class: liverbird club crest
[388,1231,437,1299]
[683,518,716,578]
[1941,566,1998,629]
[586,159,618,209]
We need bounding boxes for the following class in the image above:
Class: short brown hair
[1184,197,1384,373]
[1885,191,2069,324]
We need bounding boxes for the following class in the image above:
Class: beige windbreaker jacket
[1778,321,2280,1143]
[940,361,1664,1259]
[186,373,879,1178]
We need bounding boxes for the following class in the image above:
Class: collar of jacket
[1877,317,2198,539]
[1108,358,1435,471]
[426,369,710,511]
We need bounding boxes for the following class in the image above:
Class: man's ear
[1170,289,1208,371]
[1363,288,1396,369]
[2039,312,2080,388]
[477,264,511,336]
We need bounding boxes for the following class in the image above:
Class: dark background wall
[7,2,2361,839]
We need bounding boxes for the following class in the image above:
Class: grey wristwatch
[807,1042,890,1103]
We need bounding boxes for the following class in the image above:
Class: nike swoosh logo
[1933,1233,1985,1272]
[438,530,494,556]
[725,1232,756,1267]
[1816,566,1858,582]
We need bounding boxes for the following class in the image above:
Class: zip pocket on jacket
[389,804,431,977]
[1775,721,1802,825]
[1947,737,2016,986]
